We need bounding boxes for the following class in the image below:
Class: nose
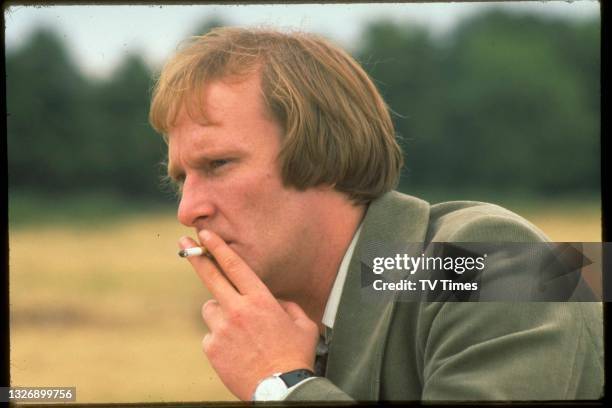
[177,176,215,227]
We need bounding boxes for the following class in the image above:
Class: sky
[4,2,600,79]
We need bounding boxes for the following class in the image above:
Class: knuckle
[225,307,243,325]
[216,320,231,336]
[287,302,302,311]
[202,334,213,354]
[201,299,217,318]
[216,319,236,340]
[208,274,227,292]
[220,253,242,271]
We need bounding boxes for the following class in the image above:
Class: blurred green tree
[7,27,168,202]
[7,27,91,193]
[356,10,599,198]
[89,53,167,199]
[354,21,444,193]
[6,10,600,208]
[441,11,600,194]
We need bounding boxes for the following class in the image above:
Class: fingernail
[178,236,192,248]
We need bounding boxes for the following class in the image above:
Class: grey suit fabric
[285,191,603,402]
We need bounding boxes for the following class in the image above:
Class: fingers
[278,300,312,324]
[279,300,320,340]
[202,333,212,354]
[278,300,305,320]
[201,299,224,331]
[198,229,270,296]
[179,236,238,305]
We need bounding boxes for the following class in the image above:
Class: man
[148,27,603,401]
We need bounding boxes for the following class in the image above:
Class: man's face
[168,73,323,296]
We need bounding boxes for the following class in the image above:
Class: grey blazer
[286,191,603,401]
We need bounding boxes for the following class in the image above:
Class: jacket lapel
[325,191,430,400]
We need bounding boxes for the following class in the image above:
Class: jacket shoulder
[426,200,549,243]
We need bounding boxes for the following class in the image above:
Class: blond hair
[149,27,403,204]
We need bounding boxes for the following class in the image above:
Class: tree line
[6,10,600,207]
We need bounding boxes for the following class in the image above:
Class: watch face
[253,376,288,401]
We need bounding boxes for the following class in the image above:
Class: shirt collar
[321,223,363,332]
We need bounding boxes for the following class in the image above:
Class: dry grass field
[9,204,601,403]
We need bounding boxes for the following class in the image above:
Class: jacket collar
[325,191,430,400]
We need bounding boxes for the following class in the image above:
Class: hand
[178,230,319,401]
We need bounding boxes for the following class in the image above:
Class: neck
[282,195,366,332]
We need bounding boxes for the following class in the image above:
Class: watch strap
[279,369,315,388]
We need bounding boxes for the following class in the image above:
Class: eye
[210,159,231,170]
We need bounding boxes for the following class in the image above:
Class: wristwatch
[252,369,315,401]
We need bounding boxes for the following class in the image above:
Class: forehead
[167,73,282,170]
[188,74,262,122]
[170,71,276,135]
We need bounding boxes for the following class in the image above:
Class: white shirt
[322,223,363,332]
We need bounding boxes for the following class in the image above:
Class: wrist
[252,368,316,401]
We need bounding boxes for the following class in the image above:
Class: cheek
[235,166,284,203]
[223,170,284,229]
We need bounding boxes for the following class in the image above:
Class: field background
[6,3,600,403]
[9,207,236,402]
[9,197,601,403]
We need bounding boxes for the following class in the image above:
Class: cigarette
[178,246,211,258]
